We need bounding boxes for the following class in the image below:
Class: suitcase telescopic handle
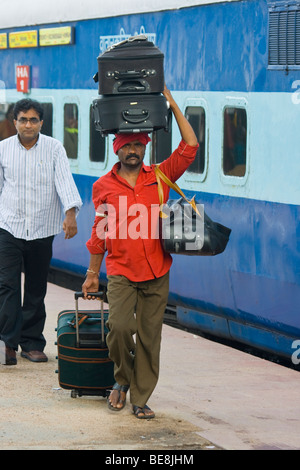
[75,291,105,300]
[107,34,147,50]
[74,291,106,347]
[113,69,154,80]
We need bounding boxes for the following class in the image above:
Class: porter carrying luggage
[96,35,164,95]
[56,291,114,398]
[92,93,171,135]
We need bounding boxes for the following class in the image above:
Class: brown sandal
[107,383,129,411]
[132,404,155,419]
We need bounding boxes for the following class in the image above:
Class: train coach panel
[0,0,299,361]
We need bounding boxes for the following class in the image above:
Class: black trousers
[0,228,54,351]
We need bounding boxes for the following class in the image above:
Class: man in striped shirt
[0,99,82,365]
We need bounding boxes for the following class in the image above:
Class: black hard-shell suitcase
[92,93,171,135]
[95,35,164,95]
[56,291,114,398]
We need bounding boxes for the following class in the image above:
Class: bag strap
[154,165,201,217]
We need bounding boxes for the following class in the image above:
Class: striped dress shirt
[0,133,82,240]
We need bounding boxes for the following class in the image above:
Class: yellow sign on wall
[9,30,38,48]
[39,26,74,46]
[0,33,7,49]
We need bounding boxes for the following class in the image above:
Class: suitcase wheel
[70,388,109,398]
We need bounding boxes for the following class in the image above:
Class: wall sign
[0,33,7,49]
[39,26,74,46]
[0,26,75,50]
[9,30,38,48]
[16,65,30,93]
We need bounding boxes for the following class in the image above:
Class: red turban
[113,133,151,154]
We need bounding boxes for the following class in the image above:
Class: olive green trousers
[106,272,169,408]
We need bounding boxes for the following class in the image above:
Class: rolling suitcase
[92,93,171,135]
[95,35,164,95]
[56,291,114,398]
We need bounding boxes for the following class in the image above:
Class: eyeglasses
[17,117,40,125]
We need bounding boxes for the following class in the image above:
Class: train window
[223,107,247,177]
[89,105,105,162]
[64,103,78,159]
[185,106,205,174]
[40,103,53,137]
[0,103,16,141]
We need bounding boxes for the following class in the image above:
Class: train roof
[0,0,238,29]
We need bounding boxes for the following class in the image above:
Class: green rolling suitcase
[56,291,114,398]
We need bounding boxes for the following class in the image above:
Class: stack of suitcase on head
[92,35,171,135]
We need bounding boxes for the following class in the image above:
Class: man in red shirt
[82,86,198,419]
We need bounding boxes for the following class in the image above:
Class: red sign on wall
[16,65,30,93]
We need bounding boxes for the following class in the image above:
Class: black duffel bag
[155,166,231,256]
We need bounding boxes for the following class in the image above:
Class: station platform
[1,281,300,451]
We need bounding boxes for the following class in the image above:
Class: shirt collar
[17,132,41,149]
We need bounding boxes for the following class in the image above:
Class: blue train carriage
[0,0,299,362]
